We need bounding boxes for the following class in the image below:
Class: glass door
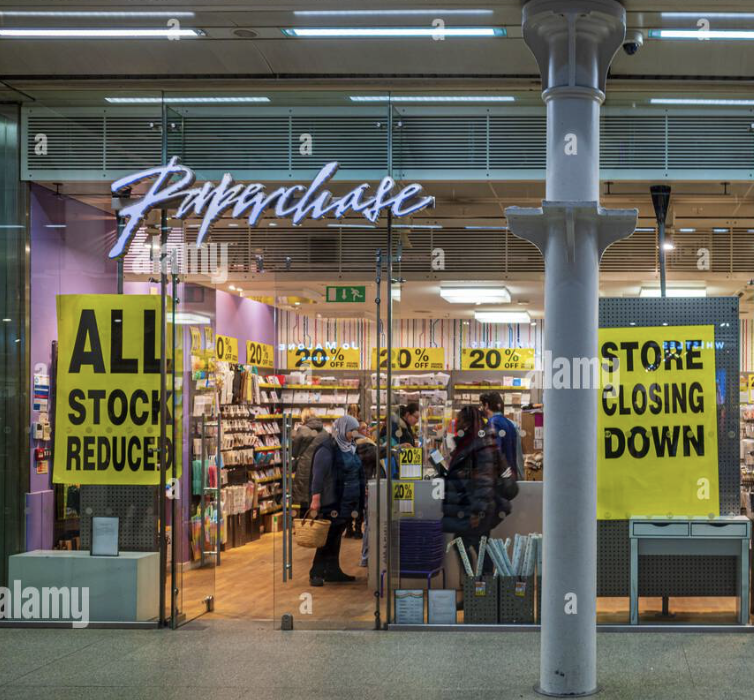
[160,101,217,626]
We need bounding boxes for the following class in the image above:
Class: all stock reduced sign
[53,295,181,486]
[597,325,719,520]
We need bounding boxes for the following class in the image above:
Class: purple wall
[215,290,276,358]
[29,184,117,548]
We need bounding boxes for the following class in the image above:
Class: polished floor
[179,531,373,626]
[176,531,742,627]
[2,623,754,700]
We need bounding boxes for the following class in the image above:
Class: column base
[535,684,601,697]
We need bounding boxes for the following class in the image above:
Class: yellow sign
[461,347,535,371]
[203,325,214,349]
[246,340,274,369]
[399,447,423,480]
[189,326,201,352]
[287,346,360,370]
[392,481,415,514]
[53,295,181,486]
[215,334,239,363]
[597,325,719,520]
[372,347,445,371]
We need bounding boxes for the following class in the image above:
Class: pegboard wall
[597,297,740,597]
[79,485,158,552]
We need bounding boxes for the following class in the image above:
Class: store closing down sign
[461,348,535,371]
[246,340,274,369]
[287,345,360,370]
[53,295,181,486]
[372,347,445,370]
[108,158,434,258]
[597,325,719,520]
[215,334,239,362]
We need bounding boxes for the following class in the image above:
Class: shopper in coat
[291,408,326,514]
[442,406,514,574]
[308,415,365,586]
[479,392,522,479]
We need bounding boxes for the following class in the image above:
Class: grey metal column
[505,1,636,695]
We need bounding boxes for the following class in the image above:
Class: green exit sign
[326,285,366,303]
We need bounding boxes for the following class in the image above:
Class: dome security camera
[622,30,644,56]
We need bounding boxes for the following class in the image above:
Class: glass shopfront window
[1,87,751,631]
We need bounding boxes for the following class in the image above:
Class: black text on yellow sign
[372,347,445,371]
[246,340,274,369]
[393,482,415,514]
[461,347,535,371]
[399,447,423,480]
[53,295,182,486]
[287,346,360,370]
[597,325,719,520]
[215,334,239,362]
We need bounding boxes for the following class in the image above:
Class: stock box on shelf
[462,575,498,624]
[499,575,535,624]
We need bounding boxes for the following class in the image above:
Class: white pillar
[506,1,637,695]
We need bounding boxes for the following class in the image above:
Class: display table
[629,516,751,625]
[8,550,159,622]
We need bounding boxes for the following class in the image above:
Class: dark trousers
[460,534,494,575]
[310,519,348,578]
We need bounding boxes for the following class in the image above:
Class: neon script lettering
[109,157,434,258]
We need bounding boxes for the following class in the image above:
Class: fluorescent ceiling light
[295,10,494,16]
[650,97,754,106]
[649,29,754,40]
[639,287,707,298]
[327,223,376,229]
[45,224,66,229]
[0,28,202,38]
[350,95,514,103]
[105,96,268,104]
[441,285,511,305]
[678,228,696,232]
[661,12,754,19]
[475,310,531,324]
[0,11,195,17]
[172,312,212,325]
[636,227,655,232]
[662,242,675,251]
[464,225,508,230]
[393,224,442,229]
[713,228,729,233]
[283,27,505,38]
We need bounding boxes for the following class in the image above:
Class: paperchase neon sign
[109,157,434,258]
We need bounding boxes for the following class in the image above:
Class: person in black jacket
[291,408,326,515]
[442,406,515,574]
[308,415,366,586]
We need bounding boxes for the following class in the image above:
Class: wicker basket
[293,512,330,548]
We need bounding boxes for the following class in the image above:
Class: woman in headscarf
[308,415,365,586]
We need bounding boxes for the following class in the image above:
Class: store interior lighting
[441,285,511,305]
[649,29,754,40]
[0,10,197,17]
[350,95,514,103]
[283,27,506,38]
[0,28,203,38]
[172,312,212,325]
[294,9,494,16]
[650,97,754,105]
[639,287,707,298]
[474,310,532,324]
[105,96,269,104]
